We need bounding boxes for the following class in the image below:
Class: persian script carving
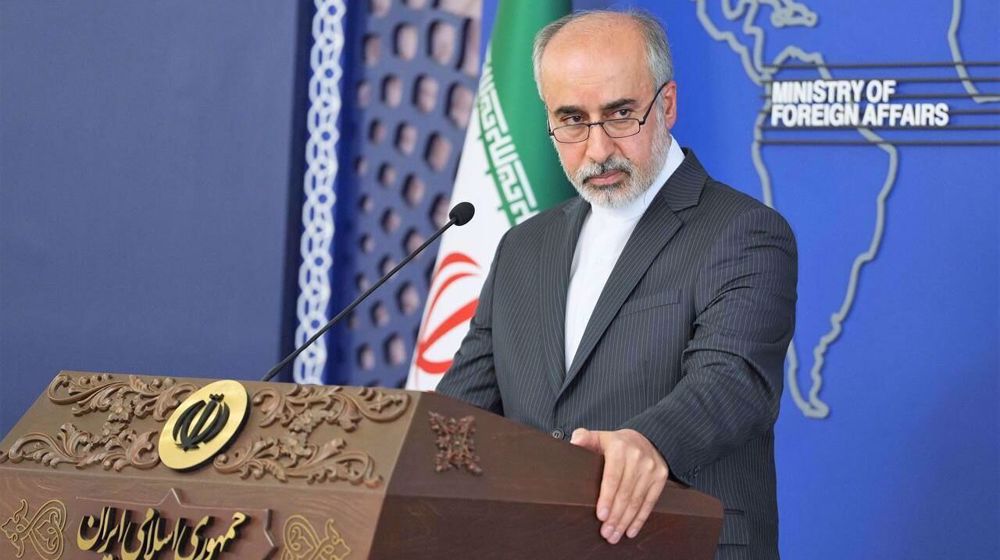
[77,506,246,560]
[74,488,275,558]
[1,499,67,560]
[214,436,381,487]
[282,515,351,560]
[429,412,483,475]
[253,385,409,438]
[3,374,196,472]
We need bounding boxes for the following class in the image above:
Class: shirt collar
[589,134,685,223]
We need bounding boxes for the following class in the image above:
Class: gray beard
[559,123,671,209]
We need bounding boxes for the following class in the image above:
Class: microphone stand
[262,203,474,382]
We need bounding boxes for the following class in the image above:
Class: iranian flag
[406,0,575,390]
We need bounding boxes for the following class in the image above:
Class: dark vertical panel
[0,1,305,434]
[277,1,318,379]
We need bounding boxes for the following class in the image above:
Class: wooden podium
[0,371,722,559]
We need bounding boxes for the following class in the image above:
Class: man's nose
[584,123,616,163]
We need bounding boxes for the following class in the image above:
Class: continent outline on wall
[692,0,996,419]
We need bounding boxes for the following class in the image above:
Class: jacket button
[551,429,564,439]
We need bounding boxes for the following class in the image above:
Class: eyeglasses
[548,82,668,144]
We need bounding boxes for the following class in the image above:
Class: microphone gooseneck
[262,202,476,382]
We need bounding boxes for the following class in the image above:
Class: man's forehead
[538,16,650,107]
[540,76,651,116]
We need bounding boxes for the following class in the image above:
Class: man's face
[538,19,677,208]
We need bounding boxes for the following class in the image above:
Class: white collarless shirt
[564,136,685,371]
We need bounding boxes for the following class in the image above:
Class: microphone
[449,201,474,226]
[262,201,476,382]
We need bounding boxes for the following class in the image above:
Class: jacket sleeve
[432,233,507,415]
[621,206,797,479]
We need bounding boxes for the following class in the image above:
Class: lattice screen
[327,0,481,386]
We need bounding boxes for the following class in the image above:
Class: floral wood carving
[253,385,410,437]
[209,385,408,486]
[428,412,482,475]
[47,373,196,438]
[2,374,196,472]
[5,423,159,472]
[213,436,381,487]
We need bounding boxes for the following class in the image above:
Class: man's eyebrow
[552,98,638,117]
[553,105,584,116]
[601,97,637,112]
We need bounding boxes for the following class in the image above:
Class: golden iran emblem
[158,380,250,471]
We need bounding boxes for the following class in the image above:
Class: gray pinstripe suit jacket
[436,149,797,560]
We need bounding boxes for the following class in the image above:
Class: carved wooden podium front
[0,371,722,559]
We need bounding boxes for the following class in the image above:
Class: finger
[615,464,655,542]
[596,439,624,525]
[570,428,598,450]
[626,469,667,539]
[603,449,644,544]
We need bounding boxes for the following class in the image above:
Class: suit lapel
[559,150,708,397]
[538,198,590,396]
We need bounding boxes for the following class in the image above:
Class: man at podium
[436,9,797,560]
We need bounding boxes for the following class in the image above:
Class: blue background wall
[633,2,998,557]
[1,1,997,558]
[0,1,311,431]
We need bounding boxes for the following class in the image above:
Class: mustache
[575,156,634,184]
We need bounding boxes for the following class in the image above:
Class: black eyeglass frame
[547,82,670,144]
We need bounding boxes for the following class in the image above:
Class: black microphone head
[449,202,475,226]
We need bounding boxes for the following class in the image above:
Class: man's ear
[661,81,678,129]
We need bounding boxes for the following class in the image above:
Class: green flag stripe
[481,0,576,225]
